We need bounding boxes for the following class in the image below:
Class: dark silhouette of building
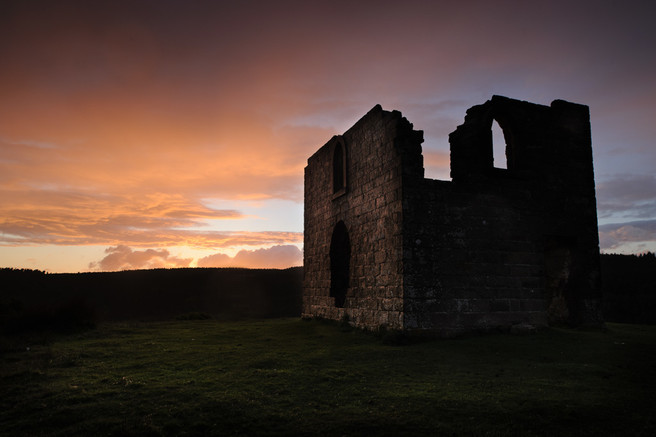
[303,96,602,335]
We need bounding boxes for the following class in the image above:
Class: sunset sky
[1,0,655,272]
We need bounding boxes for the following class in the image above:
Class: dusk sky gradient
[1,0,655,272]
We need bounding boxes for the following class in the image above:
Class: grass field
[1,319,655,436]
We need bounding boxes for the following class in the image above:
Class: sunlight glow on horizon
[1,0,655,272]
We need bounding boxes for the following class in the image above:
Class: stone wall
[402,178,546,334]
[303,105,423,329]
[303,96,602,335]
[402,96,602,334]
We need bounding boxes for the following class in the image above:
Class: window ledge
[332,187,347,200]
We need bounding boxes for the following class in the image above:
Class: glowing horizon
[1,0,655,272]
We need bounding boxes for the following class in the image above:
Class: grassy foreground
[1,319,655,436]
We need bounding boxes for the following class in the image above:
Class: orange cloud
[0,188,244,245]
[197,245,302,269]
[89,245,192,271]
[87,244,302,271]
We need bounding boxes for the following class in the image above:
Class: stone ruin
[302,95,603,336]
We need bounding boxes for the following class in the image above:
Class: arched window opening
[329,221,350,308]
[492,119,507,169]
[332,139,346,195]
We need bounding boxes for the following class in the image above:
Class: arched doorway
[330,221,350,308]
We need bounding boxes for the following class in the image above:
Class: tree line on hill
[0,267,302,334]
[0,253,654,336]
[601,252,656,324]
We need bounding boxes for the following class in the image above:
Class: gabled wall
[303,105,423,329]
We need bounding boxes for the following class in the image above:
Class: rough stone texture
[303,96,603,335]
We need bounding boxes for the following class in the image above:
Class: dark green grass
[1,320,655,436]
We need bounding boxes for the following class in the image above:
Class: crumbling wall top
[449,95,591,183]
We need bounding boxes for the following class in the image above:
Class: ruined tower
[303,96,602,335]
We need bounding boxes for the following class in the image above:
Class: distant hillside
[1,267,302,324]
[2,253,654,329]
[601,252,656,324]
